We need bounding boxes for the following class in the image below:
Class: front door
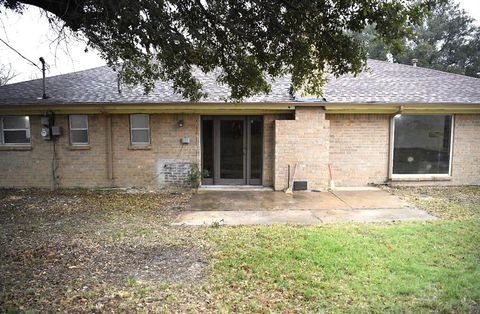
[202,116,263,185]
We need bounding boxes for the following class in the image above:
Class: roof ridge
[0,64,110,88]
[4,59,479,88]
[367,58,480,81]
[1,58,478,105]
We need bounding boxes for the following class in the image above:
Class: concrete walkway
[173,189,437,226]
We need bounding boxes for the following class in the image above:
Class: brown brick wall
[55,114,111,187]
[450,114,480,184]
[262,113,292,187]
[274,108,330,191]
[272,112,480,189]
[111,114,200,188]
[1,112,479,189]
[0,113,200,189]
[327,114,391,186]
[0,116,53,188]
[327,113,480,187]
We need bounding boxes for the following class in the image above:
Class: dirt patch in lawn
[0,188,209,312]
[3,240,205,284]
[0,188,190,223]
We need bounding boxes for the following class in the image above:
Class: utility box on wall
[40,116,50,126]
[41,126,63,140]
[40,127,51,140]
[51,126,63,136]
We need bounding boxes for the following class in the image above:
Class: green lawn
[202,221,479,313]
[1,187,479,312]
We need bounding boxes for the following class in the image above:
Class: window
[69,115,89,145]
[130,114,150,144]
[1,116,31,145]
[392,115,453,176]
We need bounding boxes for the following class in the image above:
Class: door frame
[215,116,247,185]
[201,115,263,185]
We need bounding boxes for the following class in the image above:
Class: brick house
[0,59,479,190]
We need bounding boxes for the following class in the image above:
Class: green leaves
[363,0,480,78]
[5,0,440,100]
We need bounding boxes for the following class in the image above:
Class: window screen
[130,114,150,144]
[1,116,31,144]
[393,115,452,175]
[69,115,89,145]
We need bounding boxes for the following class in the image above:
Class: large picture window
[0,116,31,145]
[392,115,453,175]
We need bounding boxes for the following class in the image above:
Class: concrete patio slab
[173,189,437,226]
[330,190,411,209]
[173,207,436,226]
[188,190,350,211]
[311,207,436,223]
[172,210,321,226]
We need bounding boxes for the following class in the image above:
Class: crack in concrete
[328,190,353,209]
[309,210,323,223]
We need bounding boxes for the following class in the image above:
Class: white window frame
[0,116,31,145]
[69,115,89,145]
[389,114,454,180]
[130,114,151,145]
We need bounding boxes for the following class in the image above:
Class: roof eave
[0,102,297,115]
[1,101,479,115]
[319,102,480,114]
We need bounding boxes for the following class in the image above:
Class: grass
[1,187,479,312]
[188,186,480,312]
[202,221,479,312]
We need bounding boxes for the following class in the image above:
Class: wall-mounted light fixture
[178,119,184,127]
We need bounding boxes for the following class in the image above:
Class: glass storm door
[219,117,245,184]
[201,116,262,185]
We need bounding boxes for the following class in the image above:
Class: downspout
[394,105,404,116]
[197,115,201,186]
[106,115,114,186]
[388,106,404,183]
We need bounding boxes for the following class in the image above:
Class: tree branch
[0,63,18,85]
[18,0,84,30]
[0,37,41,69]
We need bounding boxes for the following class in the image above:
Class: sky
[0,6,105,83]
[1,0,479,84]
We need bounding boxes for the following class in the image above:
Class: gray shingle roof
[0,59,479,105]
[0,66,292,105]
[316,59,480,104]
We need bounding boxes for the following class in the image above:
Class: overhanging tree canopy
[1,0,440,100]
[363,1,480,78]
